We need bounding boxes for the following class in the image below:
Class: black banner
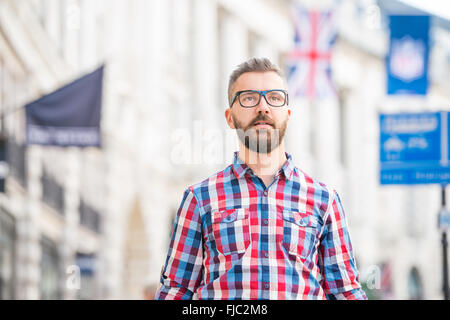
[25,66,104,147]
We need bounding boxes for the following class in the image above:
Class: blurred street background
[0,0,449,300]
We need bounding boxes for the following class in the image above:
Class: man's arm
[318,189,367,300]
[155,188,204,300]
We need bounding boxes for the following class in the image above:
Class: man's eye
[243,96,255,101]
[269,95,282,102]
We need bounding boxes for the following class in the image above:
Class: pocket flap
[213,208,248,223]
[282,210,317,227]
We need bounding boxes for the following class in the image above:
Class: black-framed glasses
[229,89,289,108]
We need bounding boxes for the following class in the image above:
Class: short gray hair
[227,57,285,105]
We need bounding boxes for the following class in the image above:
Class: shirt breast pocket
[281,210,318,260]
[211,208,251,256]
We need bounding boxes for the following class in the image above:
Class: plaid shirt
[156,152,367,300]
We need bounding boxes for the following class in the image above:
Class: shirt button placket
[261,188,270,299]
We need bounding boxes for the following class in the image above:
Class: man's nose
[255,94,270,113]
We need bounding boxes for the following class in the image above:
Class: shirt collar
[231,152,251,179]
[231,151,295,181]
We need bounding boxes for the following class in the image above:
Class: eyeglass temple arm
[229,92,240,108]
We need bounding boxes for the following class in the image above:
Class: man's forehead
[233,71,287,90]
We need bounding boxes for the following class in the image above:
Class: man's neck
[237,142,287,186]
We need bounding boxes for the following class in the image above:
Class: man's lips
[253,121,273,128]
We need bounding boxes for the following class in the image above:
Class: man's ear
[224,108,235,129]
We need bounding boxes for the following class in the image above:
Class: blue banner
[26,66,104,147]
[387,15,430,95]
[379,111,450,185]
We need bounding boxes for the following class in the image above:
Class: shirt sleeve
[318,189,367,300]
[155,188,204,300]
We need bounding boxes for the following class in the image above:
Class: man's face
[225,71,291,154]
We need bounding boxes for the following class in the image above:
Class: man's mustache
[248,115,274,128]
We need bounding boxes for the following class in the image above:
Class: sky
[399,0,450,20]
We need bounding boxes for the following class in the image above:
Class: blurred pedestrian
[155,57,366,300]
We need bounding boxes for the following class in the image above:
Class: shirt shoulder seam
[322,186,337,228]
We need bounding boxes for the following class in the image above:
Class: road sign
[380,111,450,185]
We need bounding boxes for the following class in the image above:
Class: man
[155,57,367,300]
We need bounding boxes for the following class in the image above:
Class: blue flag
[387,15,430,95]
[26,65,104,147]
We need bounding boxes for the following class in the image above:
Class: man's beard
[231,114,288,154]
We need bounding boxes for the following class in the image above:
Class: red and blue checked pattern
[155,152,367,300]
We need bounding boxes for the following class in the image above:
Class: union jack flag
[287,6,337,99]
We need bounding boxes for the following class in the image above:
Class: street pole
[441,185,449,300]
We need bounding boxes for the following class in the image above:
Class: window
[0,135,7,193]
[76,253,97,300]
[7,138,27,188]
[41,169,65,214]
[40,237,61,300]
[79,198,101,233]
[0,209,16,300]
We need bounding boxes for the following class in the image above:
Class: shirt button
[263,219,268,225]
[263,190,268,196]
[264,284,269,289]
[264,252,269,258]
